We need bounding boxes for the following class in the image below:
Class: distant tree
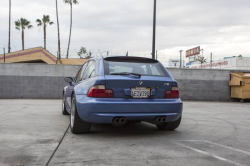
[78,47,87,58]
[197,55,207,68]
[85,51,92,59]
[78,47,93,59]
[15,18,33,50]
[63,0,79,58]
[239,55,243,58]
[36,15,54,50]
[88,51,92,57]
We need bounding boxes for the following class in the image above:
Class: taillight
[87,85,114,98]
[164,87,179,98]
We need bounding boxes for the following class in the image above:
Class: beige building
[0,47,87,65]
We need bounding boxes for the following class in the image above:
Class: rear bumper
[75,95,183,124]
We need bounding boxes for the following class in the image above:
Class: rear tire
[62,98,70,115]
[156,116,182,131]
[70,95,91,134]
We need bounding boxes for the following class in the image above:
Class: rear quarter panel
[74,76,106,95]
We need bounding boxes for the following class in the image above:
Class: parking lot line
[176,143,246,166]
[203,140,250,156]
[179,140,250,156]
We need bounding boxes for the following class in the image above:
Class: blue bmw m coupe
[62,56,183,134]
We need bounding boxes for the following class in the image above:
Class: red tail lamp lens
[87,85,114,98]
[164,87,179,98]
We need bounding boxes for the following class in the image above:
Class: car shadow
[83,122,181,138]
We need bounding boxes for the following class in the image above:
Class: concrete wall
[168,68,231,101]
[0,63,249,101]
[0,64,80,99]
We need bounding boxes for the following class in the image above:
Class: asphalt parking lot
[0,100,250,166]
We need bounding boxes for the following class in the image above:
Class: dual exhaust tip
[112,117,166,125]
[112,117,126,126]
[156,117,167,123]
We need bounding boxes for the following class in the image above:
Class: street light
[152,0,157,60]
[179,50,183,68]
[200,49,204,57]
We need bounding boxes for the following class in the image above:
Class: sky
[1,0,250,65]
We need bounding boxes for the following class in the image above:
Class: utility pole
[152,0,157,59]
[3,48,6,63]
[56,0,61,60]
[210,53,213,69]
[180,50,183,68]
[107,51,109,56]
[8,0,11,53]
[156,50,158,60]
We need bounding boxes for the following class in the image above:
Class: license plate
[131,87,151,98]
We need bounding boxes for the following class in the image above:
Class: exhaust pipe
[156,117,162,122]
[155,117,167,123]
[114,118,120,123]
[112,117,126,126]
[162,117,167,122]
[120,118,126,124]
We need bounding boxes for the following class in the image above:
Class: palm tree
[8,0,11,53]
[56,0,61,59]
[36,15,54,50]
[15,18,33,50]
[63,0,79,58]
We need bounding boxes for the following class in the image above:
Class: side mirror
[64,77,73,84]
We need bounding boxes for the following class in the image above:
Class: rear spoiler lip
[104,56,159,63]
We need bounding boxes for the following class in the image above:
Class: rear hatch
[105,75,173,98]
[103,57,173,99]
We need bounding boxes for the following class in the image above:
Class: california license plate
[131,87,151,98]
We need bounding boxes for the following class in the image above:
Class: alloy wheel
[71,98,75,128]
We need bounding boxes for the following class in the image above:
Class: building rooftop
[0,47,87,65]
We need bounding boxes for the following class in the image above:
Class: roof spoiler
[104,56,158,63]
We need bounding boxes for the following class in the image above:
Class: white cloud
[0,0,250,64]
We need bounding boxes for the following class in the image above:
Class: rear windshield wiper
[111,72,141,78]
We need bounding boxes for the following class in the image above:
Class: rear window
[104,60,168,77]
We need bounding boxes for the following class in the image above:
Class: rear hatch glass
[104,58,168,77]
[104,57,172,99]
